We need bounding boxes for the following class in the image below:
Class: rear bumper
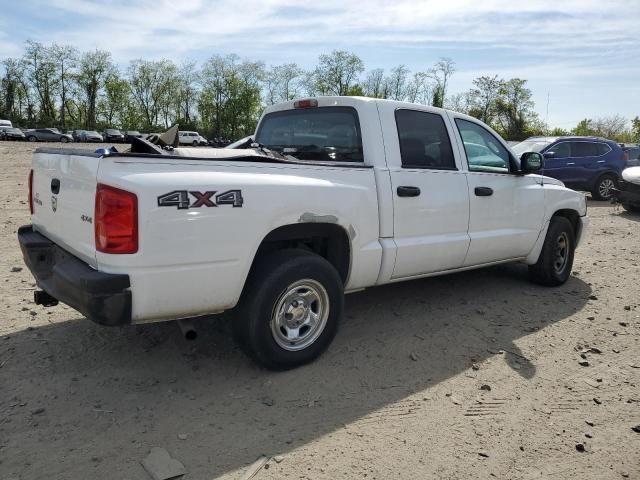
[18,225,132,326]
[614,180,640,205]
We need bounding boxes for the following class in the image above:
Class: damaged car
[614,167,640,213]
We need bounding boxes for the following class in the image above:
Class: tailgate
[31,149,100,267]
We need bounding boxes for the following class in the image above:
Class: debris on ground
[240,456,269,480]
[409,352,418,361]
[141,447,186,480]
[480,384,492,391]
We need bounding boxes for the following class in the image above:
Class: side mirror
[520,152,544,173]
[543,151,555,159]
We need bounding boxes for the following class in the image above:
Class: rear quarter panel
[96,158,382,322]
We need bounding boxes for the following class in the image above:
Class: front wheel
[60,136,68,143]
[529,216,575,286]
[192,140,198,147]
[591,174,616,201]
[233,249,343,370]
[27,136,36,142]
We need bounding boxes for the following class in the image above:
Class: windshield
[255,107,364,162]
[512,140,552,155]
[105,129,121,134]
[85,131,100,136]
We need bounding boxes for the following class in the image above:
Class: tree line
[1,41,638,142]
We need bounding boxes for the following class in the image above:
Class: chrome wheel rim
[598,178,615,199]
[271,279,329,352]
[553,232,570,274]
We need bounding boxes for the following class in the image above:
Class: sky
[1,0,639,128]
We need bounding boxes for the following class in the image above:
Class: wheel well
[552,209,580,236]
[253,223,351,284]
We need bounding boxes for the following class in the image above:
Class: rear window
[597,143,611,155]
[255,107,363,162]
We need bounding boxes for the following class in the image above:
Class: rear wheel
[529,216,575,286]
[233,249,343,370]
[591,173,616,201]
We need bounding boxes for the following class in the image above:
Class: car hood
[622,167,640,185]
[540,175,565,187]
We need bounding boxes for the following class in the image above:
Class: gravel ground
[0,141,639,480]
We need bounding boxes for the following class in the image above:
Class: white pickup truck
[19,96,588,369]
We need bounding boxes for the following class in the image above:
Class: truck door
[451,117,545,266]
[380,107,470,279]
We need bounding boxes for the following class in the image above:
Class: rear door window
[572,142,599,157]
[255,107,363,162]
[395,110,456,169]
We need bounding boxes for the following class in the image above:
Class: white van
[0,119,12,128]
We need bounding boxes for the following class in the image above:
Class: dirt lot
[0,141,639,480]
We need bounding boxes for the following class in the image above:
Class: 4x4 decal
[157,190,243,209]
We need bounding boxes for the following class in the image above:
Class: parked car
[18,96,588,370]
[614,166,640,212]
[25,128,74,143]
[124,130,143,142]
[513,136,626,200]
[178,131,207,146]
[621,144,640,167]
[0,119,13,128]
[77,130,104,142]
[103,129,125,143]
[209,137,232,147]
[0,126,26,141]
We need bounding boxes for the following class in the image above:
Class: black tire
[60,136,68,143]
[622,203,640,213]
[192,140,198,147]
[233,249,344,370]
[591,173,616,201]
[528,216,575,286]
[27,135,37,142]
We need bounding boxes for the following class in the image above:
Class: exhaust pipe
[177,319,197,340]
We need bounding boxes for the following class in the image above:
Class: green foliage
[0,40,634,145]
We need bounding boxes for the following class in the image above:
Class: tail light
[623,151,629,165]
[294,99,318,109]
[95,184,138,254]
[28,169,34,214]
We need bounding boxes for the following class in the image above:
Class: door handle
[51,178,60,194]
[567,162,576,165]
[397,186,421,197]
[597,160,606,164]
[474,186,493,197]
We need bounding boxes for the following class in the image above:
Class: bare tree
[385,65,409,101]
[51,44,78,128]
